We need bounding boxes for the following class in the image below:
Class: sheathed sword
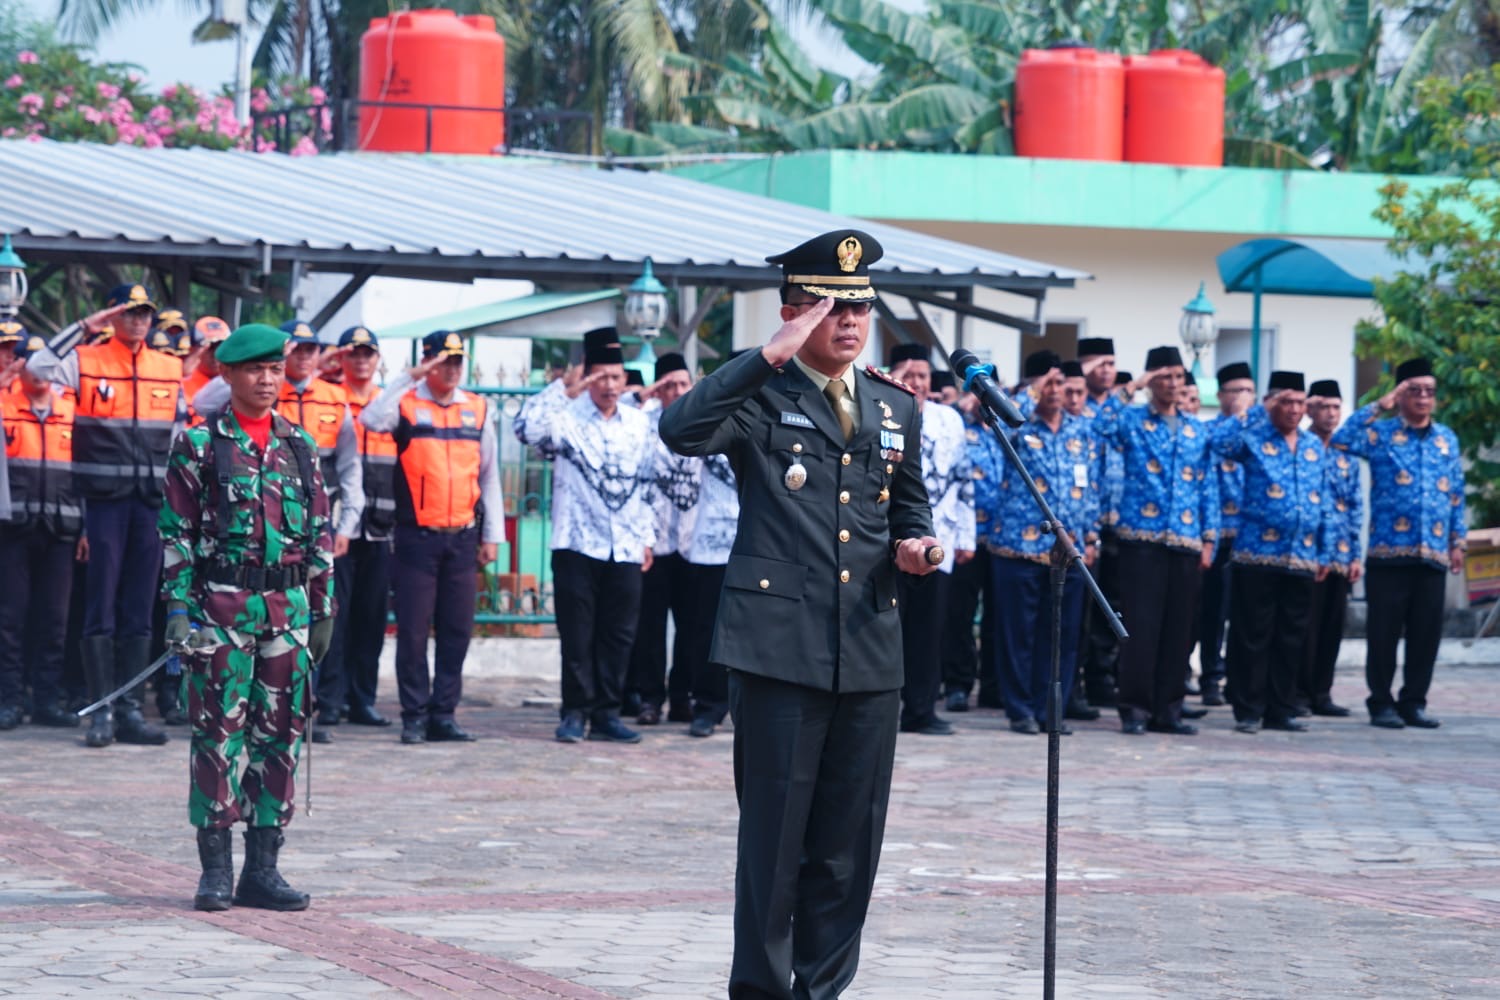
[76,646,182,718]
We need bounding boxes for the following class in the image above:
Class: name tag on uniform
[1074,463,1089,489]
[781,412,814,429]
[414,409,433,426]
[460,409,477,429]
[880,429,904,451]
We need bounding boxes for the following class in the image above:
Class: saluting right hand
[80,302,131,335]
[565,367,605,399]
[406,355,446,381]
[762,297,835,368]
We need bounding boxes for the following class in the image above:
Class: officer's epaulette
[863,365,916,395]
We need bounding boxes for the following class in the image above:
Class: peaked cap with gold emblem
[766,229,884,302]
[0,319,25,346]
[338,325,380,349]
[422,329,468,359]
[106,283,157,311]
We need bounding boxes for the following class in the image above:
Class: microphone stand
[974,400,1128,1000]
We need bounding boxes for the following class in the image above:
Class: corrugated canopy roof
[0,140,1086,292]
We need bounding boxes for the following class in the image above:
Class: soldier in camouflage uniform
[157,323,335,912]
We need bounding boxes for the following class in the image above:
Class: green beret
[216,323,289,365]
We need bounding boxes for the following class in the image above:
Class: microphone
[950,349,1025,428]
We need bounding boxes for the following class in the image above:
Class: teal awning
[1216,237,1411,298]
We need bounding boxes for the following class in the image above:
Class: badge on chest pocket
[1073,463,1089,489]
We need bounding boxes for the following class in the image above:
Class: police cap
[338,325,380,350]
[12,332,45,360]
[193,316,231,347]
[217,323,290,366]
[107,283,156,312]
[0,320,24,345]
[766,229,883,302]
[422,330,468,359]
[155,309,189,333]
[280,319,318,346]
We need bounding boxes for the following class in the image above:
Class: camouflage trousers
[185,623,311,830]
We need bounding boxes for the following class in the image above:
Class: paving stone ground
[2,653,1498,998]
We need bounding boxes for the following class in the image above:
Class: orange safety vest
[278,377,347,501]
[345,383,399,537]
[3,384,81,536]
[182,368,214,427]
[73,337,182,502]
[395,390,485,530]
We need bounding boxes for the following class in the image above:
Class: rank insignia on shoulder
[865,366,916,395]
[780,412,815,429]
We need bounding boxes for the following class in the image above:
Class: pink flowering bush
[0,42,332,154]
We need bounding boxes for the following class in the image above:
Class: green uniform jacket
[658,349,933,693]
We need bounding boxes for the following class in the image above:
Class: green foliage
[1357,66,1500,523]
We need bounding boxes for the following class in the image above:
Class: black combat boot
[113,638,168,746]
[234,827,310,911]
[82,636,115,748]
[194,828,234,911]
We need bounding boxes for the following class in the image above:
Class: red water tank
[1123,49,1225,167]
[358,9,506,154]
[1013,48,1125,161]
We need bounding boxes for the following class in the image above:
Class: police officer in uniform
[659,229,938,1000]
[158,323,335,912]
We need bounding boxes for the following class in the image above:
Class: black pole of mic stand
[976,404,1127,1000]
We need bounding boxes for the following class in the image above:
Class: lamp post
[1178,281,1217,377]
[624,257,669,371]
[0,234,29,321]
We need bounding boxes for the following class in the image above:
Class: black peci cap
[1216,361,1253,384]
[888,343,929,367]
[1267,370,1305,392]
[1060,360,1084,379]
[583,327,621,353]
[1395,358,1433,383]
[931,370,955,391]
[1145,346,1184,370]
[625,368,645,386]
[1308,379,1341,399]
[1077,337,1114,357]
[655,352,688,380]
[1024,350,1062,379]
[1115,371,1133,386]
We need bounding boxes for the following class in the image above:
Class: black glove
[308,617,334,664]
[165,601,192,650]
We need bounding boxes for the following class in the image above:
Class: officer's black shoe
[82,637,115,748]
[400,721,426,744]
[1398,706,1441,729]
[666,700,693,724]
[346,705,391,727]
[1181,705,1209,720]
[944,690,969,713]
[1146,719,1198,736]
[234,827,309,911]
[311,727,333,744]
[555,712,586,743]
[115,708,170,746]
[1202,682,1226,707]
[900,716,955,736]
[688,716,717,738]
[194,827,234,912]
[1234,719,1261,734]
[587,717,642,743]
[1289,701,1312,718]
[1312,699,1352,717]
[1009,718,1041,735]
[31,704,79,728]
[1264,716,1309,732]
[1370,707,1406,729]
[1120,719,1147,735]
[0,705,21,730]
[1064,699,1100,722]
[636,704,662,726]
[427,719,477,742]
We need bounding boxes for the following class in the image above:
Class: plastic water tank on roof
[1123,50,1225,167]
[358,9,506,155]
[1013,47,1125,161]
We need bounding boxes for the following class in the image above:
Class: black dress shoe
[944,690,970,713]
[688,716,716,738]
[1370,707,1406,729]
[30,704,79,728]
[1234,719,1261,734]
[1120,719,1146,735]
[400,721,426,744]
[1289,702,1312,718]
[1065,701,1100,721]
[1398,707,1441,729]
[1009,718,1041,735]
[636,705,662,726]
[555,712,586,743]
[1202,688,1226,707]
[1146,720,1198,735]
[1263,716,1309,732]
[666,701,693,724]
[346,705,391,727]
[900,717,955,736]
[427,719,477,742]
[588,717,642,743]
[315,711,339,729]
[1312,699,1352,717]
[311,727,333,744]
[1181,706,1209,720]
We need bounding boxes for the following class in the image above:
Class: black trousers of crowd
[552,549,642,726]
[1198,537,1235,688]
[0,527,75,712]
[1114,541,1198,726]
[1299,572,1351,708]
[1078,531,1121,705]
[392,525,479,725]
[992,557,1084,725]
[940,548,998,706]
[1364,561,1446,715]
[320,537,394,717]
[625,551,694,715]
[1225,564,1313,724]
[681,562,729,723]
[727,670,897,1000]
[897,569,949,728]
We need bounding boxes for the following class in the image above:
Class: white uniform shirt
[649,407,697,558]
[921,400,976,573]
[514,379,657,563]
[680,452,739,566]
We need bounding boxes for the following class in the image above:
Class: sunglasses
[789,300,873,317]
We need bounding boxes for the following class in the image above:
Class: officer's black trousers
[552,549,642,725]
[940,548,994,702]
[897,568,949,727]
[1078,531,1121,704]
[392,525,478,724]
[1300,571,1351,705]
[680,562,728,722]
[625,551,693,713]
[1114,541,1198,726]
[320,537,393,715]
[727,671,898,1000]
[1225,564,1313,723]
[0,527,74,711]
[1197,537,1235,685]
[1364,561,1445,714]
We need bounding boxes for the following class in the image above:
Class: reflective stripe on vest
[2,386,81,536]
[346,386,399,535]
[74,338,182,501]
[395,391,484,530]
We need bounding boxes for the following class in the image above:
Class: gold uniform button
[759,579,769,590]
[891,597,898,608]
[841,453,851,466]
[839,529,850,543]
[792,443,803,454]
[839,490,850,504]
[839,570,851,583]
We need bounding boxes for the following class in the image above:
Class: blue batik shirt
[1321,440,1363,575]
[1083,394,1125,527]
[1206,412,1247,540]
[1331,402,1465,569]
[1094,403,1219,554]
[973,411,1101,565]
[960,409,998,540]
[1212,406,1329,575]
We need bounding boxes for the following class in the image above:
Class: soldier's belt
[205,562,310,590]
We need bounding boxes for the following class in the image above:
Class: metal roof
[0,140,1086,292]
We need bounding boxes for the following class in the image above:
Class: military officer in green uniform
[659,230,939,1000]
[158,323,335,913]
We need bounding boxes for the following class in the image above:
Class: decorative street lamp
[0,234,28,320]
[1178,281,1217,376]
[624,257,669,369]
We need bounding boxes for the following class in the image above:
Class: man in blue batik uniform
[1197,361,1254,707]
[1213,372,1331,733]
[1331,358,1465,730]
